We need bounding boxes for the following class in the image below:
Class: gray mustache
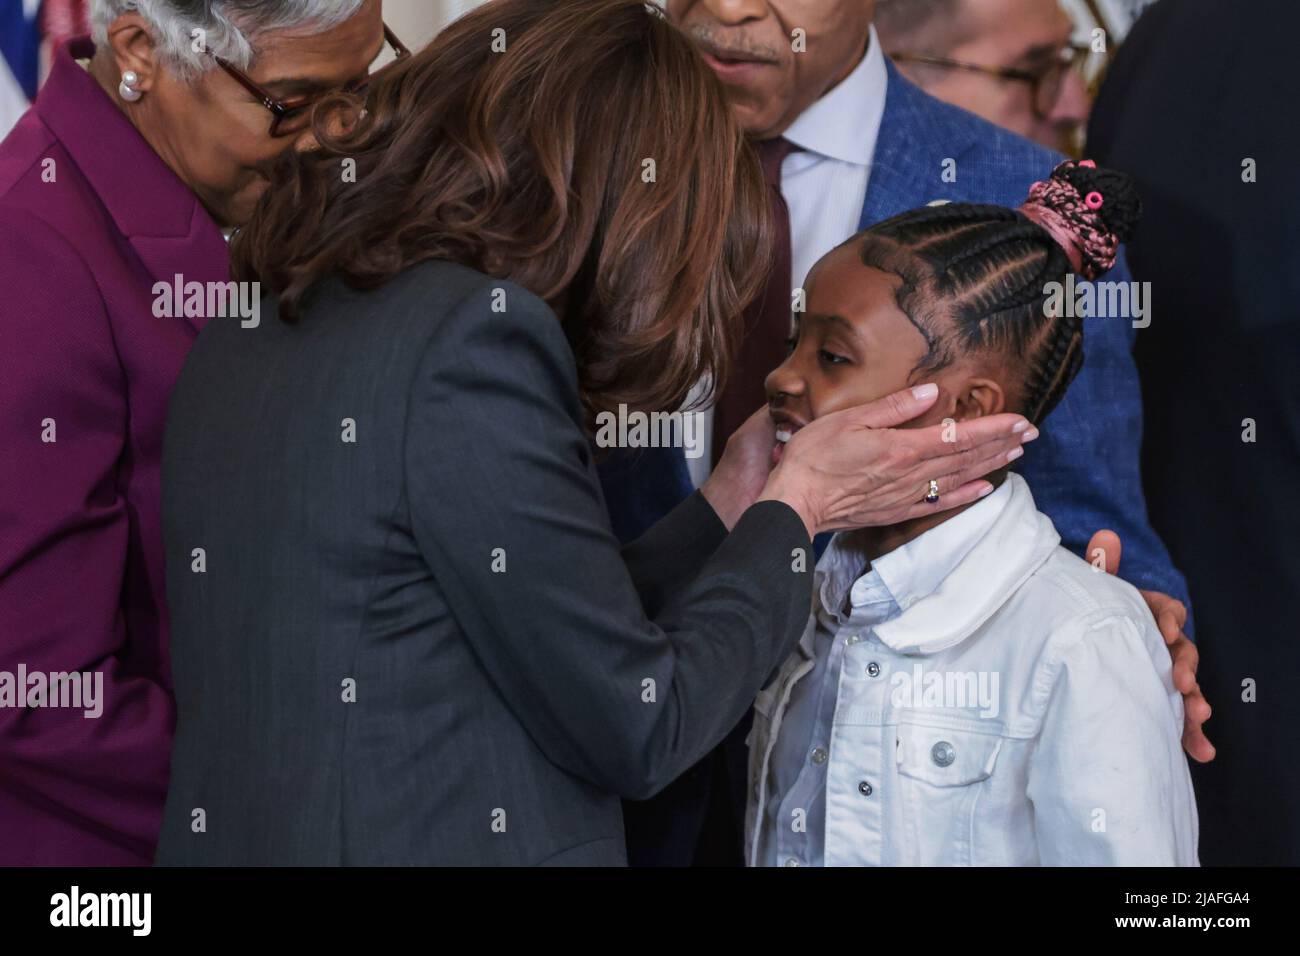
[685,24,784,62]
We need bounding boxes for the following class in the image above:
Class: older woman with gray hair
[0,0,401,865]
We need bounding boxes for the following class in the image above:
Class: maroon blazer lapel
[35,37,229,333]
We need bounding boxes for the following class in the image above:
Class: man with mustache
[601,0,1211,866]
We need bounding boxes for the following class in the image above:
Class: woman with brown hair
[156,0,1033,865]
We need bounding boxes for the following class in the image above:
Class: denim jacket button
[931,741,956,767]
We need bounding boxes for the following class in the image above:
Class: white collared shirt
[747,474,1199,867]
[685,29,888,487]
[781,24,888,294]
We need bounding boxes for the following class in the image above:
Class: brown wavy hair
[230,0,771,418]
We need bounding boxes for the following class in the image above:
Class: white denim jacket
[745,474,1199,866]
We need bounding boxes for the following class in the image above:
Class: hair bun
[1019,159,1141,279]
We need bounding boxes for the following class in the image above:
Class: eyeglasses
[208,23,411,138]
[890,44,1092,120]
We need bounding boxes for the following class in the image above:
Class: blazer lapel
[36,38,229,333]
[130,220,232,330]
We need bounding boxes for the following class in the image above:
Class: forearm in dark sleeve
[619,490,729,619]
[405,279,812,799]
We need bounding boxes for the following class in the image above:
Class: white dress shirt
[781,24,889,293]
[685,28,889,487]
[746,474,1199,867]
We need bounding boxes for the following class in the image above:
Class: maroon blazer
[0,38,228,864]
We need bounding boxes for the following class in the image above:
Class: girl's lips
[771,423,802,466]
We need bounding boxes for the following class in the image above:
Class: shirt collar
[810,474,1060,657]
[813,537,899,624]
[783,25,888,167]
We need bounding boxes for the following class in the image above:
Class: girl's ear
[953,377,1006,421]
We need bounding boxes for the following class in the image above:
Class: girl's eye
[819,349,850,366]
[784,336,797,354]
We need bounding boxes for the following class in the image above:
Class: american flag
[1,0,90,138]
[40,0,89,48]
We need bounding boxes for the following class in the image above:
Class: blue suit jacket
[601,62,1189,608]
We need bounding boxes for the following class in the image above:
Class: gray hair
[91,1,367,79]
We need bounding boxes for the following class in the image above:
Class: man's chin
[733,103,793,141]
[714,82,791,140]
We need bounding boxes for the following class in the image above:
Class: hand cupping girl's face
[765,244,1005,467]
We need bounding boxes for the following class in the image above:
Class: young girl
[746,160,1198,866]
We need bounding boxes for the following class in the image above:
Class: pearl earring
[119,70,142,102]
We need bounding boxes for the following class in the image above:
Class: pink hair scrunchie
[1019,163,1120,280]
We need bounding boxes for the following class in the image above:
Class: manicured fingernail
[1012,419,1031,433]
[1021,427,1040,442]
[912,383,938,400]
[1007,447,1024,462]
[978,482,995,496]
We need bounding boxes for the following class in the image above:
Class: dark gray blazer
[155,261,812,865]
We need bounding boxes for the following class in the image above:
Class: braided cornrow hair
[855,159,1141,423]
